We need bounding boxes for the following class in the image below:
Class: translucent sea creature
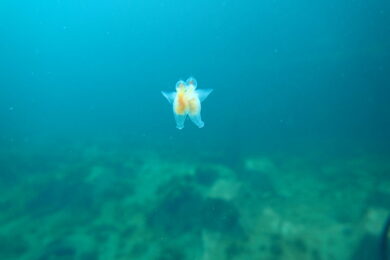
[162,77,213,129]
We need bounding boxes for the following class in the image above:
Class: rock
[363,207,389,235]
[147,186,204,236]
[26,179,94,218]
[148,183,243,237]
[201,198,242,235]
[244,157,278,174]
[39,239,76,260]
[157,247,186,260]
[208,179,240,201]
[0,234,29,258]
[194,166,219,187]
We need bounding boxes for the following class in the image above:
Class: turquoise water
[0,0,389,259]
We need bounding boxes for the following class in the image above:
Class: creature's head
[186,77,197,89]
[175,80,186,92]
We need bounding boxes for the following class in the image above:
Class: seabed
[0,142,389,260]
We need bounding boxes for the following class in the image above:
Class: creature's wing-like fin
[174,113,187,130]
[161,91,176,104]
[186,77,197,87]
[189,112,204,128]
[197,89,213,102]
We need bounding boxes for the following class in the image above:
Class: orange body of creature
[175,90,187,115]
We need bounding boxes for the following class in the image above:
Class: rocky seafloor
[0,144,389,260]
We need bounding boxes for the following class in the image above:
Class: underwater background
[0,0,389,259]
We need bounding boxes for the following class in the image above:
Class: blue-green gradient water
[0,0,389,259]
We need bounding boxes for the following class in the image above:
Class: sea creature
[162,77,213,129]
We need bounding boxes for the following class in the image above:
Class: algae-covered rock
[0,234,29,258]
[350,233,382,260]
[157,247,186,260]
[79,251,99,260]
[244,157,278,174]
[148,180,243,239]
[207,179,241,201]
[201,198,242,235]
[194,166,219,187]
[26,179,95,218]
[147,186,204,236]
[239,169,276,195]
[39,239,76,260]
[362,207,389,235]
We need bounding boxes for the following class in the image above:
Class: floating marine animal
[162,77,213,129]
